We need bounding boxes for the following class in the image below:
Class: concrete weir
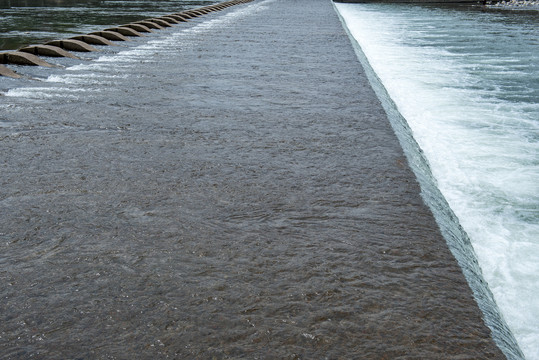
[164,14,189,22]
[175,12,195,19]
[0,51,53,67]
[121,23,154,33]
[0,0,253,72]
[157,16,181,24]
[45,39,98,52]
[0,64,21,78]
[104,27,144,37]
[0,0,514,357]
[19,45,79,59]
[132,20,165,30]
[70,34,114,46]
[147,18,172,27]
[88,30,130,41]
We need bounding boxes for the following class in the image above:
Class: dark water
[0,0,510,358]
[0,0,215,50]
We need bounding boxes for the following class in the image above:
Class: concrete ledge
[174,12,195,19]
[45,39,99,52]
[19,45,79,58]
[0,51,53,66]
[165,14,189,22]
[89,31,130,41]
[147,18,172,27]
[180,11,201,17]
[0,64,21,78]
[104,27,144,37]
[122,23,154,33]
[133,20,165,30]
[70,34,115,46]
[158,16,181,25]
[185,10,205,16]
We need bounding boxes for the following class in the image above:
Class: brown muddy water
[0,0,511,358]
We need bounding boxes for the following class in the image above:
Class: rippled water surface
[0,0,513,358]
[336,3,538,359]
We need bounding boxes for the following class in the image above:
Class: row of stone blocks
[0,0,254,78]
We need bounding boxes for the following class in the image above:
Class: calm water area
[0,0,215,50]
[337,3,538,359]
[0,0,531,358]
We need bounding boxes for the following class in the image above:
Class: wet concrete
[19,44,79,58]
[0,51,53,66]
[0,0,505,358]
[0,64,20,78]
[70,34,115,45]
[45,39,99,52]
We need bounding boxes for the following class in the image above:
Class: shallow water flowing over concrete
[0,0,506,358]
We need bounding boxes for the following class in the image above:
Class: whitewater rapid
[336,3,538,359]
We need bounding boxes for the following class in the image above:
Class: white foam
[337,4,539,359]
[45,73,127,85]
[67,63,107,72]
[4,86,95,99]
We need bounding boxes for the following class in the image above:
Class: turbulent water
[336,3,538,359]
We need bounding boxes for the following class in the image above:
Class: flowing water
[0,0,533,358]
[335,3,538,359]
[0,0,215,50]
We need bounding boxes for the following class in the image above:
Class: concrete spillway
[0,0,509,358]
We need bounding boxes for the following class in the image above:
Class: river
[0,0,534,358]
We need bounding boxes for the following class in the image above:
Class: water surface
[0,0,215,50]
[0,0,507,358]
[336,3,538,359]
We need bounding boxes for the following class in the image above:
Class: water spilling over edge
[334,3,527,359]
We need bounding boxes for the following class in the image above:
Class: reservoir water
[336,3,538,359]
[0,0,215,50]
